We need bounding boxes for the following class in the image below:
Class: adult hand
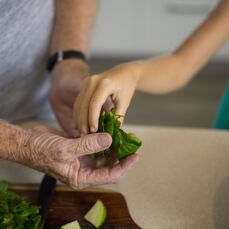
[20,125,139,189]
[50,59,88,137]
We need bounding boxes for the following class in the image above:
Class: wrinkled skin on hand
[22,125,139,189]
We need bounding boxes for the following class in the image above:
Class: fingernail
[97,133,111,148]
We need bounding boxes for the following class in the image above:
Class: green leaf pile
[0,180,42,229]
[98,109,142,159]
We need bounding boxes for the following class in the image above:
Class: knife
[38,174,57,229]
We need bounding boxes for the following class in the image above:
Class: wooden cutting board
[10,184,141,229]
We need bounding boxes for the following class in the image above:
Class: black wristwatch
[47,50,88,72]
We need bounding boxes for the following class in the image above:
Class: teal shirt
[215,84,229,129]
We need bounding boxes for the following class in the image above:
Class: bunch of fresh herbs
[0,181,42,229]
[98,109,142,159]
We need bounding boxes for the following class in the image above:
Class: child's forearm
[137,0,229,94]
[175,0,229,80]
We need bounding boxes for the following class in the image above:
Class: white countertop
[1,123,229,229]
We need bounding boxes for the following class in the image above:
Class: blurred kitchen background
[89,0,229,128]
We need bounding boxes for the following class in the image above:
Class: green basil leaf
[97,110,142,160]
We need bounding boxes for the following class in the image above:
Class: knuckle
[88,75,98,85]
[66,139,84,155]
[80,137,94,153]
[100,78,112,87]
[73,135,99,155]
[91,74,99,80]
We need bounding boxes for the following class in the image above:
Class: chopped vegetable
[84,200,106,228]
[98,109,142,159]
[60,220,81,229]
[0,180,42,229]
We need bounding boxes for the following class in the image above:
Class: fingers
[74,72,134,135]
[88,80,114,132]
[69,133,112,157]
[74,77,98,135]
[74,76,115,135]
[79,154,139,187]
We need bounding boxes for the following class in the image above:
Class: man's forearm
[0,119,28,163]
[51,0,97,55]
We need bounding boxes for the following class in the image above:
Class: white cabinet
[91,0,229,60]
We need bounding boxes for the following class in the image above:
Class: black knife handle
[38,174,57,219]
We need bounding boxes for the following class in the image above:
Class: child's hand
[73,62,142,134]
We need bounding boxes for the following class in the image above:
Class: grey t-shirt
[0,0,54,122]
